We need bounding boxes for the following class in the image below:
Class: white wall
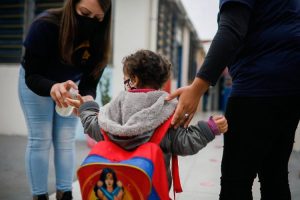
[111,0,158,97]
[181,26,190,87]
[0,0,160,136]
[0,65,27,135]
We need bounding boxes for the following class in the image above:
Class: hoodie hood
[98,90,177,137]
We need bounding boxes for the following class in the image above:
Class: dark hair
[37,0,111,78]
[99,168,118,189]
[122,50,171,89]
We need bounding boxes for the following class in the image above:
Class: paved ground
[1,112,300,200]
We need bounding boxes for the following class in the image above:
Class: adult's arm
[22,20,58,96]
[167,2,252,128]
[196,2,251,85]
[23,49,57,96]
[78,68,104,99]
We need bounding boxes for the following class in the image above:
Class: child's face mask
[124,78,136,91]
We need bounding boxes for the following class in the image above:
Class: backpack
[77,115,182,200]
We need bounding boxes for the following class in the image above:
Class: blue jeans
[18,67,78,195]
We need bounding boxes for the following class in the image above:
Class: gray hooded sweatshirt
[79,90,216,187]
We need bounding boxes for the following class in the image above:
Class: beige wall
[111,0,158,97]
[0,65,27,135]
[180,26,190,87]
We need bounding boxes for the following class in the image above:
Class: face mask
[75,13,100,40]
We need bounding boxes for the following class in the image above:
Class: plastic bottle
[55,87,78,117]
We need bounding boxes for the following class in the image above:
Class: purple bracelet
[207,116,221,135]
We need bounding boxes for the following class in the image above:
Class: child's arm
[161,115,227,156]
[66,95,103,141]
[77,101,104,142]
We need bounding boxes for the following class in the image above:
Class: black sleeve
[22,19,58,96]
[196,3,251,86]
[22,50,57,96]
[78,68,104,99]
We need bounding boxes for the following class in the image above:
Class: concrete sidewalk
[49,133,300,200]
[49,135,244,200]
[1,112,300,200]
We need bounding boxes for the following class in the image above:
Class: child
[66,49,227,190]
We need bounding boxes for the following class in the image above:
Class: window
[0,0,25,63]
[0,0,64,63]
[34,0,63,16]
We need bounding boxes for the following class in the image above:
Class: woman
[18,0,111,199]
[167,0,300,199]
[94,168,124,200]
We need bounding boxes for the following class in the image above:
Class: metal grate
[34,0,63,16]
[0,0,64,63]
[0,0,25,63]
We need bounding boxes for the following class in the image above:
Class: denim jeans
[18,67,78,195]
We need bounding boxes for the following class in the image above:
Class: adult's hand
[166,77,210,128]
[66,94,94,116]
[50,80,78,108]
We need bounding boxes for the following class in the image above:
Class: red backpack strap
[100,129,110,141]
[172,155,183,194]
[150,114,183,198]
[150,114,173,144]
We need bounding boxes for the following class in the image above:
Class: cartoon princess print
[94,168,124,200]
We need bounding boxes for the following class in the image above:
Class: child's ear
[130,75,139,87]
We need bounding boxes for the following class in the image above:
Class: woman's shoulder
[24,10,60,49]
[31,11,60,32]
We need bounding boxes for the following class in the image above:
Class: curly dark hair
[122,50,171,89]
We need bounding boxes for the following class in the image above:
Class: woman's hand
[212,115,228,133]
[65,94,94,116]
[50,80,78,108]
[166,78,210,128]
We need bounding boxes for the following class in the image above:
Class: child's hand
[65,94,84,109]
[66,94,94,116]
[212,115,228,133]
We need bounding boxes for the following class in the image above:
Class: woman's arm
[78,68,104,99]
[22,19,78,108]
[167,2,252,128]
[196,2,251,85]
[22,19,59,97]
[23,50,57,96]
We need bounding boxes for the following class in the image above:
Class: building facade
[0,0,204,136]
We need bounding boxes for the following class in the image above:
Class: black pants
[219,96,300,200]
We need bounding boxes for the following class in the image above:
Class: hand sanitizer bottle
[55,88,78,117]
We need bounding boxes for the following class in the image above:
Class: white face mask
[123,78,136,91]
